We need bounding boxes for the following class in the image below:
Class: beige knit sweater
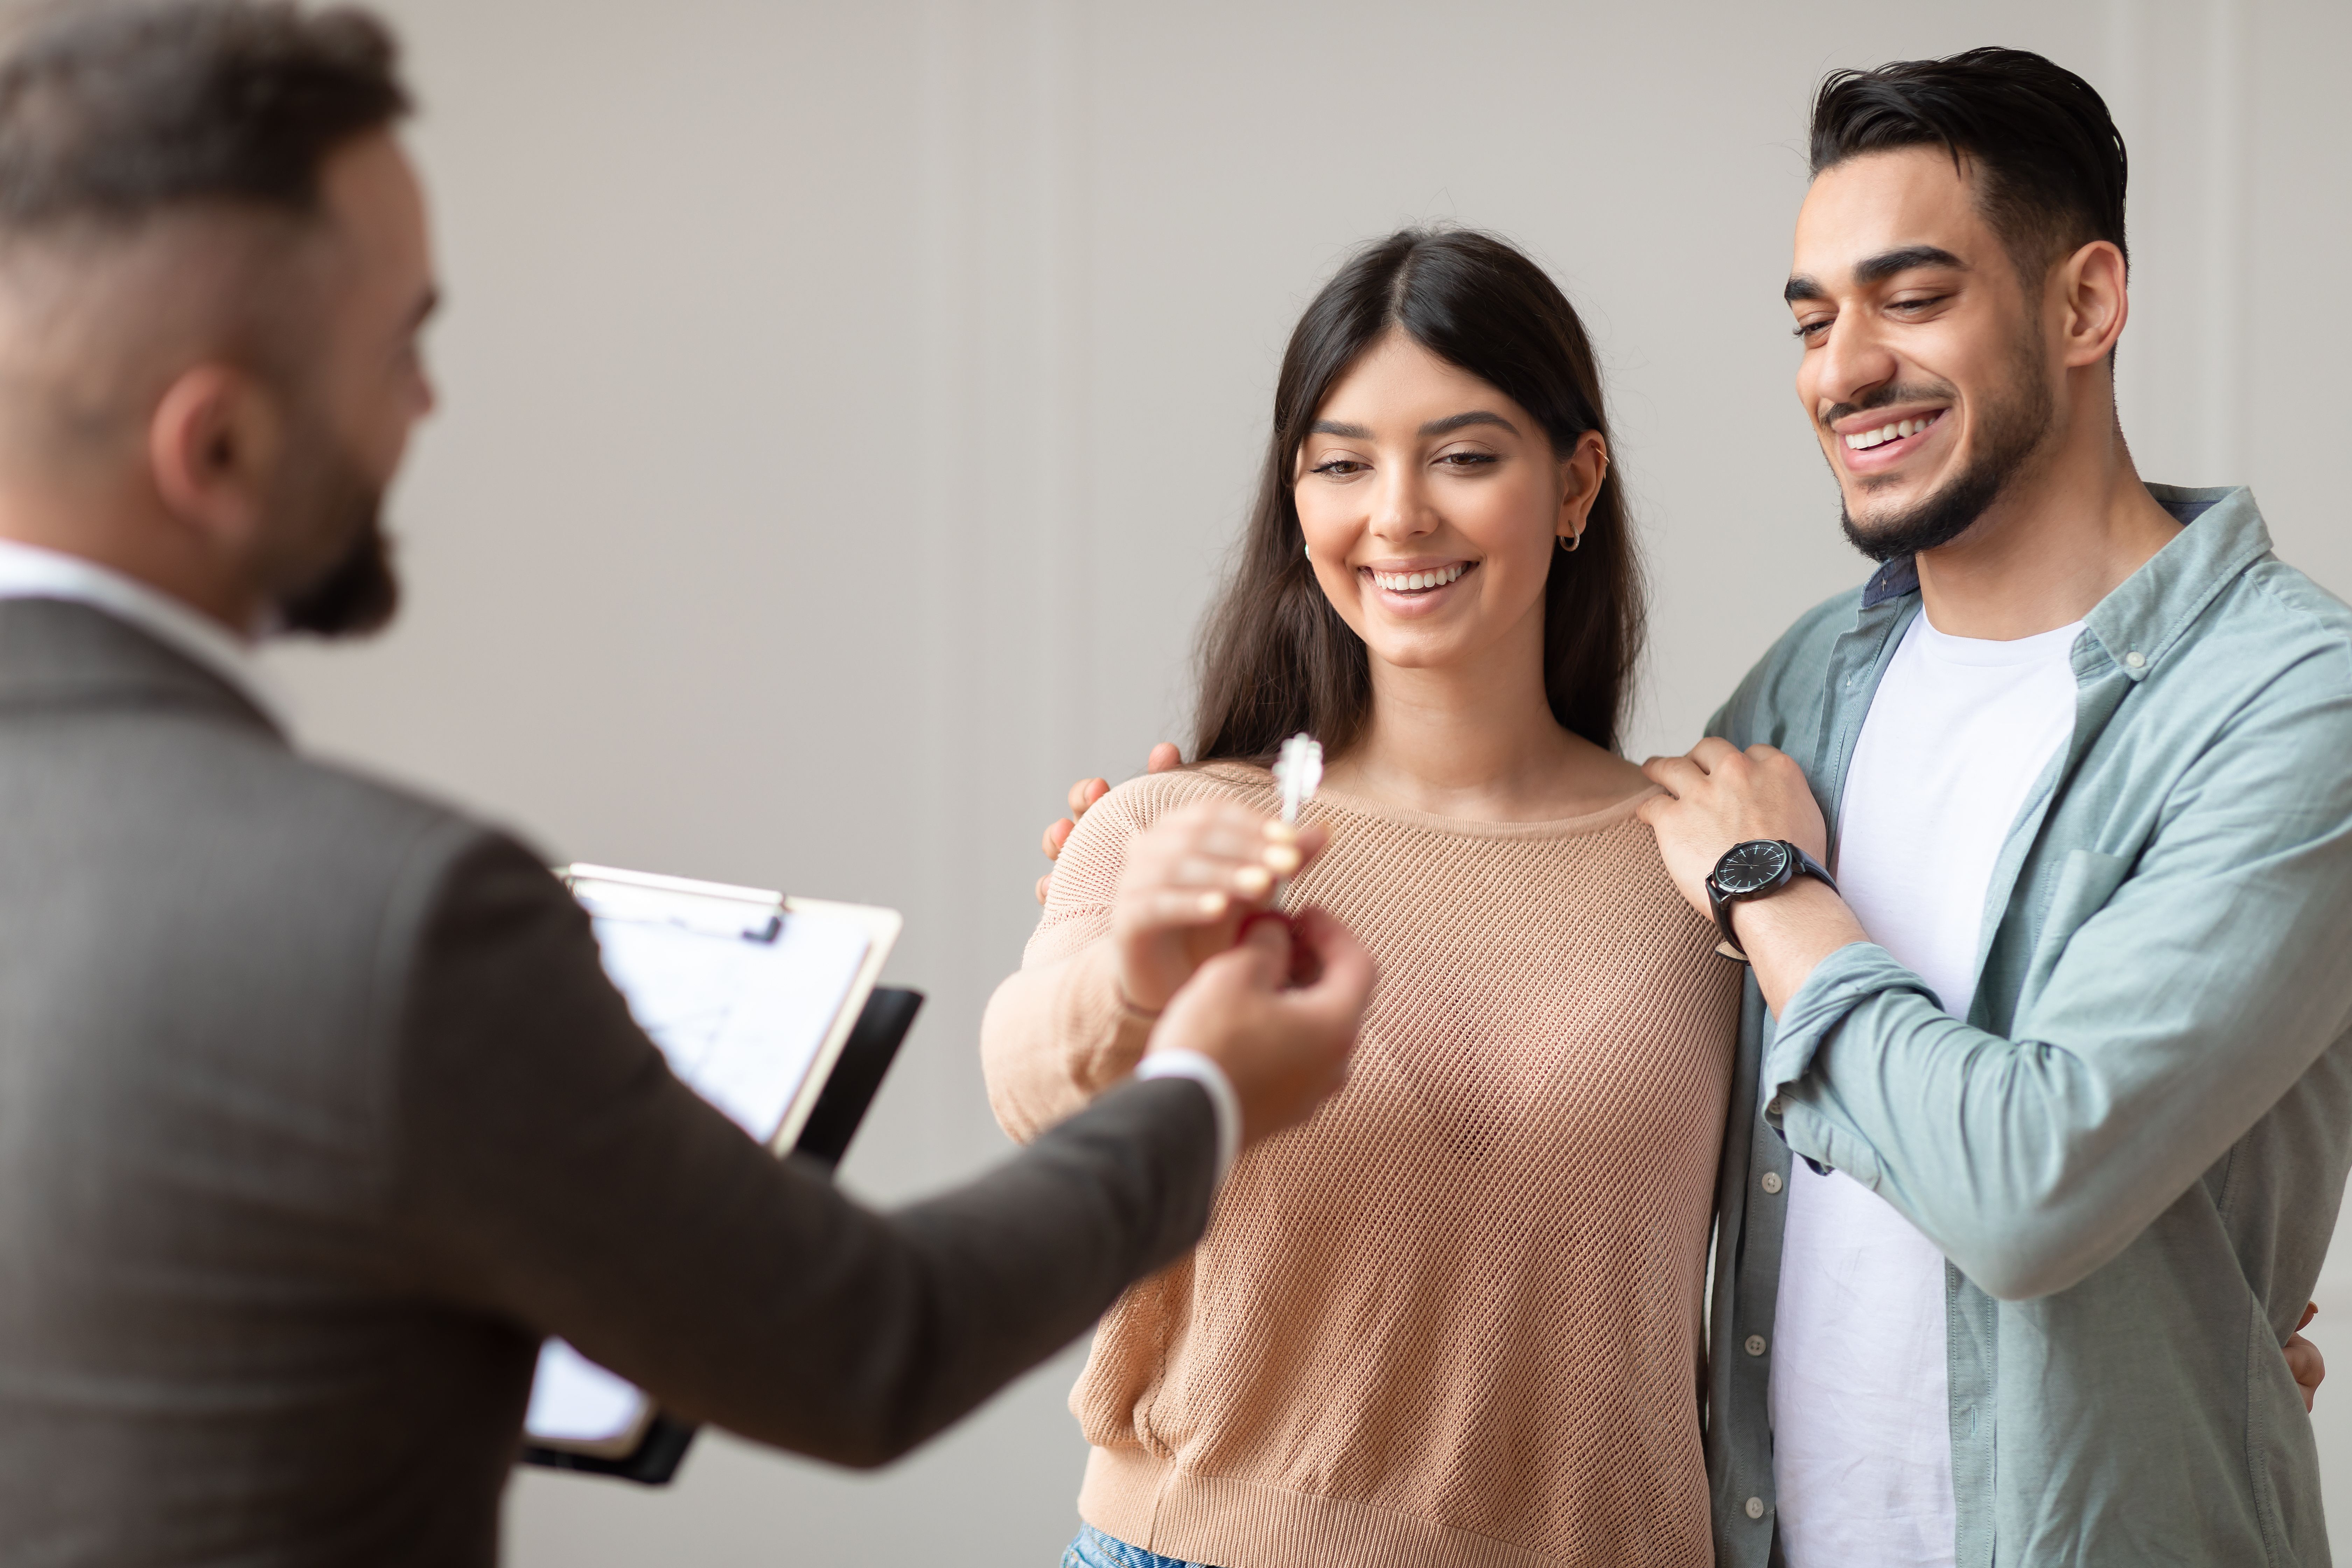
[982,763,1739,1568]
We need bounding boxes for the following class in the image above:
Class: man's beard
[268,425,399,637]
[1835,330,2056,565]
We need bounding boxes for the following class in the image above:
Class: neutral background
[260,1,2351,1562]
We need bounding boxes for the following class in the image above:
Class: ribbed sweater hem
[1080,1444,1564,1568]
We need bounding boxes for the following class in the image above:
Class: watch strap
[1785,843,1838,896]
[1710,840,1836,963]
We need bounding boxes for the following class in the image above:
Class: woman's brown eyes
[1310,452,1495,476]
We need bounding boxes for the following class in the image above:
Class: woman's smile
[1361,558,1477,609]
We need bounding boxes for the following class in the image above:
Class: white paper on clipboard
[522,864,901,1456]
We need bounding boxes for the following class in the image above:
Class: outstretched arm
[392,835,1370,1466]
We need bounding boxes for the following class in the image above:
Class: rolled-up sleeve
[1767,666,2352,1303]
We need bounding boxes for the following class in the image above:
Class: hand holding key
[1112,800,1330,1015]
[1151,906,1374,1146]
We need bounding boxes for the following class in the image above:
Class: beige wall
[261,1,2352,1561]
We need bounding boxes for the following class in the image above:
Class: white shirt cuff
[1135,1049,1240,1191]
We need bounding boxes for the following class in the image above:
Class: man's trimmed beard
[1837,324,2056,565]
[268,417,398,637]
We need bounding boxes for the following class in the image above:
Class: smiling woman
[982,229,1740,1568]
[1195,227,1642,770]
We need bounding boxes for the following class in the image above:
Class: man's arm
[1641,681,2352,1303]
[389,835,1367,1466]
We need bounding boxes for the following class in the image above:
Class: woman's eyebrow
[1306,411,1517,439]
[1419,410,1516,436]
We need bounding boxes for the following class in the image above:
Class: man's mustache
[1818,382,1958,432]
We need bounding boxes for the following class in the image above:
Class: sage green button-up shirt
[1703,486,2352,1568]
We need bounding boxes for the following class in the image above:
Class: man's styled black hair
[0,0,409,232]
[1810,46,2128,278]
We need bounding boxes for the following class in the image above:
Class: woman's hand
[1112,799,1329,1016]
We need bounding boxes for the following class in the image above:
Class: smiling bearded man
[1633,47,2352,1568]
[1828,329,2052,565]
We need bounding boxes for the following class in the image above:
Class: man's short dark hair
[1810,47,2128,279]
[0,0,409,233]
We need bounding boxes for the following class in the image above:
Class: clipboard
[517,865,922,1485]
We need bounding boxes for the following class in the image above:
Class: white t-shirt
[1770,611,2082,1567]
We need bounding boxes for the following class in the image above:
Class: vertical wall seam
[2199,0,2252,483]
[1049,0,1095,766]
[916,0,984,1162]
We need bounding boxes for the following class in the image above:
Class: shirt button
[1766,1096,1784,1117]
[1745,1334,1768,1356]
[2124,650,2147,669]
[1761,1171,1783,1195]
[1745,1496,1767,1520]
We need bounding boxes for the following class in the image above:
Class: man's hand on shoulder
[1638,738,1863,1011]
[1637,738,1828,908]
[1036,742,1183,904]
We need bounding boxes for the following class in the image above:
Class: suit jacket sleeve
[388,833,1219,1467]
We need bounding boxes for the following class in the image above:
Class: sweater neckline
[1192,760,1660,842]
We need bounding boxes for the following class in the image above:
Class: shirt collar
[0,540,287,724]
[1853,484,2269,684]
[1860,554,1920,609]
[2084,484,2267,683]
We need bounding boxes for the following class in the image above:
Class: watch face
[1713,840,1791,896]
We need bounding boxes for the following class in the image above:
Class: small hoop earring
[1559,531,1582,553]
[1302,542,1311,560]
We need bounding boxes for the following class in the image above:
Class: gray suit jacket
[0,598,1219,1566]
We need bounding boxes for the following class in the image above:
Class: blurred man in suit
[0,3,1374,1562]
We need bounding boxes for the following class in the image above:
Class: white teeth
[1843,411,1941,450]
[1370,563,1467,593]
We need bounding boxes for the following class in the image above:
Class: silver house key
[1269,732,1323,903]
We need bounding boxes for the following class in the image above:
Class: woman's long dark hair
[1192,228,1644,764]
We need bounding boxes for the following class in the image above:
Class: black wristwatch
[1705,840,1837,963]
